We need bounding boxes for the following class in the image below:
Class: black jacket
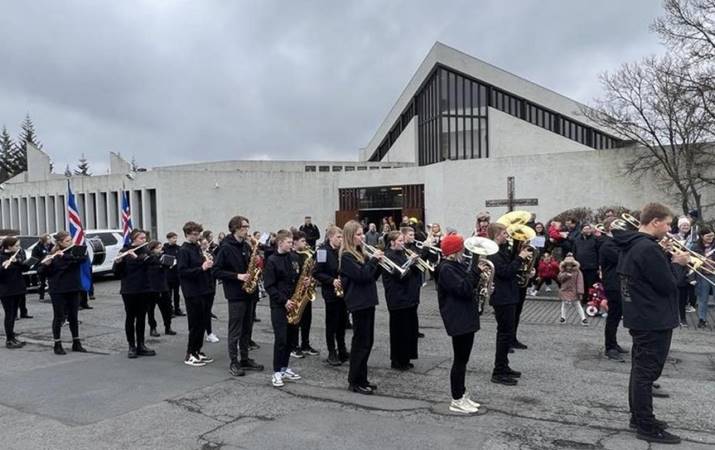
[598,236,620,292]
[312,243,342,303]
[31,243,50,267]
[113,245,151,295]
[212,234,254,302]
[487,245,523,306]
[615,231,679,331]
[177,242,214,298]
[162,243,180,285]
[263,251,300,309]
[339,252,380,313]
[381,249,421,311]
[0,250,30,297]
[573,235,601,270]
[40,252,84,295]
[299,223,321,245]
[435,259,480,337]
[146,254,169,293]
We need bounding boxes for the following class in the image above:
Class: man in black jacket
[299,216,320,249]
[487,223,531,386]
[615,203,688,445]
[163,232,184,316]
[573,224,602,304]
[288,231,319,359]
[213,215,264,377]
[599,218,627,361]
[313,226,348,366]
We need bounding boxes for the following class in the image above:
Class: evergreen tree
[0,126,15,180]
[64,164,72,177]
[14,114,42,174]
[74,153,91,176]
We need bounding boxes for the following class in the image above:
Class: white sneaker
[464,392,481,409]
[206,333,220,343]
[449,397,478,414]
[197,352,214,363]
[272,372,284,387]
[685,305,696,313]
[184,354,206,367]
[281,368,302,381]
[528,288,537,296]
[581,319,588,326]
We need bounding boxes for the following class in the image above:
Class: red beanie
[441,234,464,257]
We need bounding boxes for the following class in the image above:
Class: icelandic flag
[121,191,133,246]
[67,181,92,291]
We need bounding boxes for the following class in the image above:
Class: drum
[85,238,106,266]
[159,254,176,268]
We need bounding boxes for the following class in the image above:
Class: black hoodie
[212,234,254,301]
[0,250,30,297]
[113,245,151,295]
[178,242,214,298]
[614,231,679,331]
[598,236,620,292]
[263,250,300,309]
[381,249,421,311]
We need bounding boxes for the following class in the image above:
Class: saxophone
[242,239,261,294]
[287,250,317,325]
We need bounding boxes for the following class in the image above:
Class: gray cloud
[0,0,665,173]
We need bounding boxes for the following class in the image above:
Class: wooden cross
[485,176,538,212]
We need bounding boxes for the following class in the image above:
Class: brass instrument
[415,240,443,256]
[287,250,317,325]
[405,248,435,272]
[464,237,498,314]
[334,281,344,298]
[498,211,537,289]
[2,248,21,269]
[363,242,407,276]
[242,238,262,294]
[41,244,76,265]
[113,242,149,262]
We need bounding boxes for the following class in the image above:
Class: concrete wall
[381,117,418,163]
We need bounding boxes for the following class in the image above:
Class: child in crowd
[529,251,560,296]
[557,253,587,325]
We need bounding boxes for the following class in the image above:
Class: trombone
[363,242,407,276]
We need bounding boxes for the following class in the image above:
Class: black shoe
[128,346,138,358]
[338,350,350,363]
[491,374,518,386]
[89,295,96,300]
[174,309,186,317]
[11,338,25,347]
[605,348,625,361]
[137,344,156,356]
[326,352,342,366]
[165,328,177,335]
[512,341,528,350]
[652,385,670,398]
[6,340,23,349]
[54,342,66,355]
[417,332,425,338]
[505,367,521,378]
[391,361,410,371]
[253,317,261,323]
[240,358,264,371]
[630,418,668,430]
[80,305,93,310]
[615,345,629,354]
[366,382,378,391]
[349,385,373,395]
[150,328,160,337]
[697,319,707,329]
[72,340,87,353]
[508,347,515,353]
[302,345,319,356]
[229,362,246,377]
[20,314,34,319]
[636,428,681,444]
[248,341,260,351]
[210,313,218,319]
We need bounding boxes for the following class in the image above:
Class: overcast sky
[0,0,666,173]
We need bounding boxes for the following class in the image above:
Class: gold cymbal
[496,210,532,226]
[507,224,536,242]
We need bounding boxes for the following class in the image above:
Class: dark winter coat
[487,244,523,306]
[212,235,255,302]
[40,251,84,295]
[312,243,342,303]
[113,245,151,295]
[598,236,621,292]
[573,234,601,270]
[162,243,180,285]
[263,251,300,309]
[0,250,30,297]
[146,254,169,293]
[339,251,380,313]
[381,249,421,311]
[299,223,321,246]
[435,259,480,337]
[177,242,214,298]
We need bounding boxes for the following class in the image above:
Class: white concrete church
[0,42,690,239]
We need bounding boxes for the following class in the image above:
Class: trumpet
[113,242,149,262]
[363,242,407,276]
[405,248,436,272]
[2,248,22,269]
[41,244,76,265]
[415,240,442,255]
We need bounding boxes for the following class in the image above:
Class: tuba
[242,238,262,294]
[464,237,498,314]
[498,211,537,289]
[287,250,317,325]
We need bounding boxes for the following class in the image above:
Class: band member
[146,241,176,337]
[402,226,427,338]
[599,217,628,361]
[340,220,382,395]
[381,231,420,370]
[113,229,156,359]
[691,227,715,328]
[263,230,302,387]
[40,231,87,355]
[313,226,349,366]
[434,234,482,414]
[474,212,490,237]
[200,235,219,343]
[487,223,530,385]
[163,232,184,317]
[288,231,319,358]
[213,215,264,377]
[299,216,321,249]
[178,221,215,367]
[0,237,31,348]
[615,202,688,444]
[31,234,52,302]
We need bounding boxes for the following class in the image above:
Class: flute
[1,248,22,269]
[41,244,76,265]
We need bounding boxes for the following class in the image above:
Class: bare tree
[653,0,715,62]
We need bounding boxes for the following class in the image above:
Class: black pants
[51,292,80,340]
[604,289,623,350]
[582,269,599,303]
[252,295,259,322]
[204,292,215,334]
[492,304,517,375]
[348,307,375,387]
[169,281,181,312]
[271,306,289,372]
[534,277,560,290]
[1,295,21,340]
[16,295,28,317]
[325,300,348,354]
[228,300,253,363]
[185,295,206,355]
[687,284,696,307]
[628,329,673,431]
[147,292,173,330]
[288,301,313,351]
[677,286,689,322]
[513,287,527,344]
[122,294,148,347]
[38,274,47,300]
[389,306,418,364]
[451,332,475,400]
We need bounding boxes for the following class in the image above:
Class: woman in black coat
[0,237,31,349]
[339,220,382,395]
[40,231,87,355]
[146,240,176,337]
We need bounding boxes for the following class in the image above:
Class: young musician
[339,220,382,395]
[288,231,319,358]
[113,229,155,359]
[163,232,184,317]
[146,240,176,337]
[487,223,530,385]
[615,202,688,444]
[313,226,349,366]
[402,226,427,338]
[434,234,482,414]
[40,231,87,355]
[0,237,31,348]
[178,221,215,367]
[200,236,219,343]
[599,217,627,361]
[691,227,715,328]
[382,231,420,370]
[263,230,302,387]
[213,215,264,377]
[31,234,52,302]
